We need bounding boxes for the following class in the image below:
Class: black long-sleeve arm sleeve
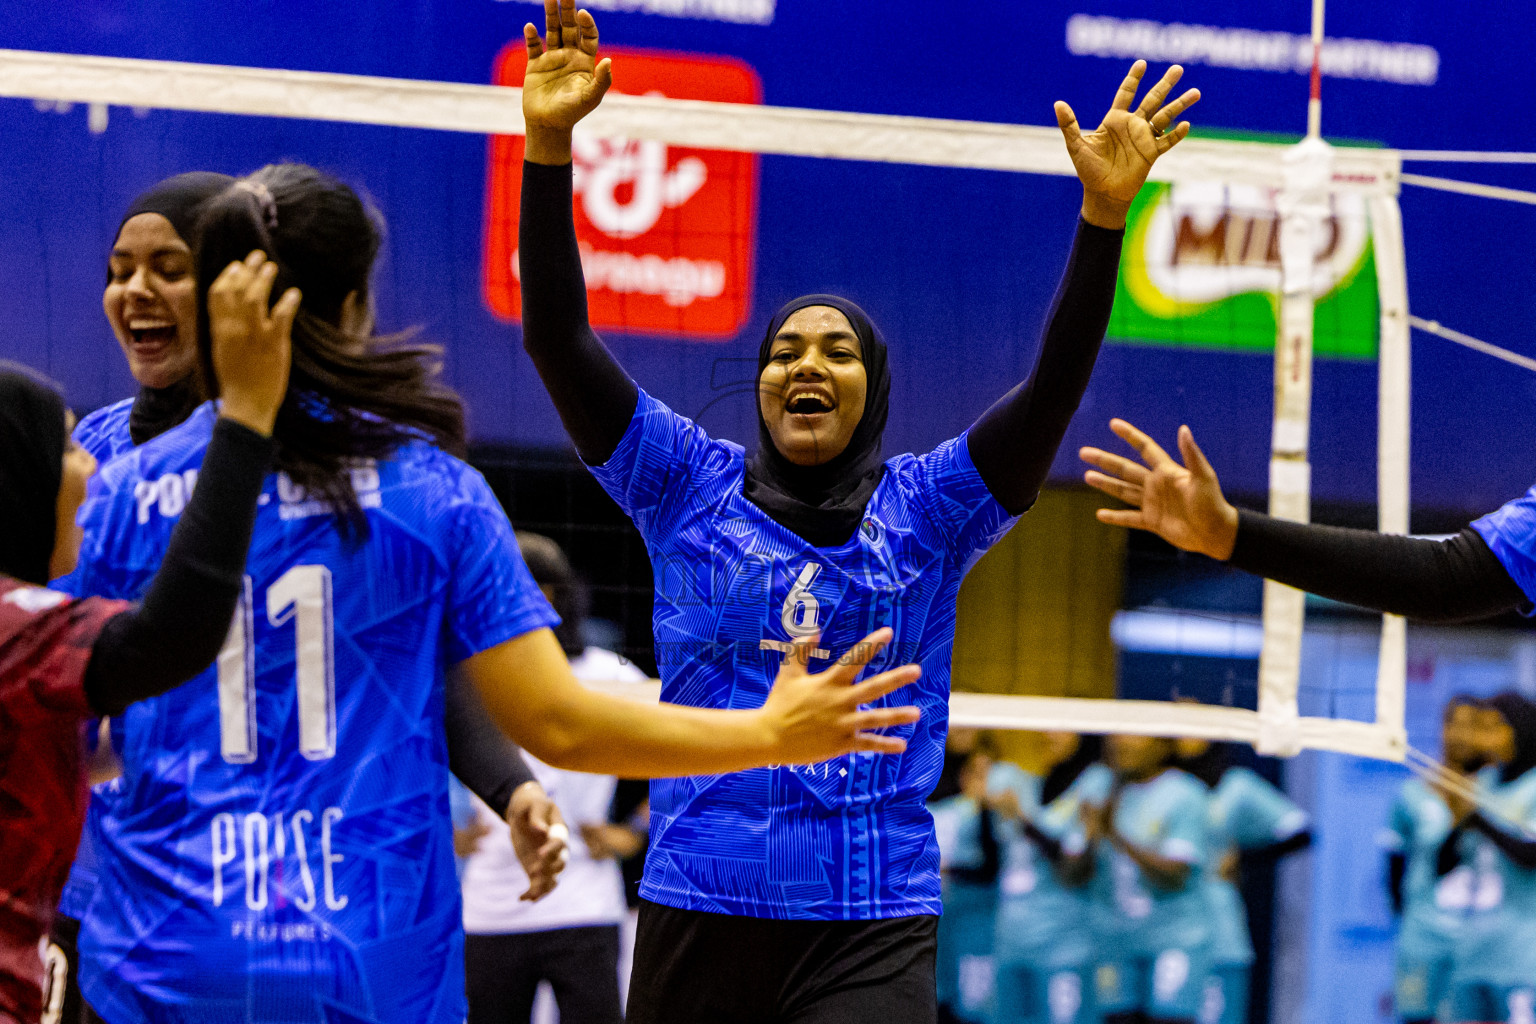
[445,669,537,818]
[83,418,274,717]
[1437,825,1466,877]
[1229,512,1528,623]
[1240,828,1313,867]
[1466,811,1536,869]
[519,161,638,465]
[1387,851,1407,915]
[966,220,1125,515]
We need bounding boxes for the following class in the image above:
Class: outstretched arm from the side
[1081,418,1529,621]
[460,626,922,778]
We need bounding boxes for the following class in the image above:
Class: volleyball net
[4,46,1534,765]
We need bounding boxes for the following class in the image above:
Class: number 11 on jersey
[217,564,337,764]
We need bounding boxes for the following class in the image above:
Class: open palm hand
[1055,62,1200,213]
[1079,418,1240,561]
[522,0,612,136]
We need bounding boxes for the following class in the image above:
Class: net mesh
[11,46,1533,764]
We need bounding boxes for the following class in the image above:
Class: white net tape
[22,46,1533,762]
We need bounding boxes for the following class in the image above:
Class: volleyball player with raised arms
[67,163,920,1024]
[517,2,1200,1019]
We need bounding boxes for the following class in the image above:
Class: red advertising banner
[484,45,761,338]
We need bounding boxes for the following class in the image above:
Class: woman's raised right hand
[1079,418,1240,561]
[759,628,923,765]
[522,0,613,160]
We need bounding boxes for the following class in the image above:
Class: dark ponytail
[195,163,465,536]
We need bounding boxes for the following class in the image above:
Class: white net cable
[1398,151,1536,164]
[1400,173,1536,206]
[1411,317,1536,375]
[16,46,1530,762]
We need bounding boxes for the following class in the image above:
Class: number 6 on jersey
[217,564,337,763]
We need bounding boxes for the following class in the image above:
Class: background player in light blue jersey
[1438,694,1536,1024]
[930,733,1005,1024]
[516,3,1202,1019]
[1381,697,1484,1024]
[67,163,923,1024]
[1062,734,1212,1024]
[53,169,576,1024]
[991,732,1103,1024]
[1175,737,1311,1024]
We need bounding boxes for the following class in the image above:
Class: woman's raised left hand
[1055,61,1201,228]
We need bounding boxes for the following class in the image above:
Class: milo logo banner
[1109,180,1378,359]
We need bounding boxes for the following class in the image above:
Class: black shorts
[626,900,938,1024]
[465,925,623,1024]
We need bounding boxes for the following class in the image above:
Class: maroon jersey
[0,576,125,1023]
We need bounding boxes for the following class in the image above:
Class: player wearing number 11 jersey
[68,402,559,1024]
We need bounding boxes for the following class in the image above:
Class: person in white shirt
[460,532,648,1024]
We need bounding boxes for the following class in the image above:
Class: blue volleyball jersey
[586,389,1017,920]
[67,403,558,1024]
[73,397,137,463]
[55,398,138,922]
[1473,486,1536,607]
[1205,767,1307,966]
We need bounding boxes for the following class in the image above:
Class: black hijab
[742,294,891,547]
[115,171,235,445]
[1488,692,1536,784]
[0,363,68,585]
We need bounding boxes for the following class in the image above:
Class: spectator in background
[1062,734,1212,1024]
[990,732,1103,1024]
[1440,693,1536,1024]
[458,532,648,1024]
[1382,696,1484,1024]
[1175,735,1310,1024]
[930,730,1003,1024]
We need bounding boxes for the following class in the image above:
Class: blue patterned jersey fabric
[72,397,138,463]
[54,399,138,921]
[1473,486,1536,609]
[1204,767,1307,965]
[66,403,557,1024]
[586,389,1016,920]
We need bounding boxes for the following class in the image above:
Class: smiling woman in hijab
[73,171,235,460]
[0,252,288,1023]
[512,3,1202,1021]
